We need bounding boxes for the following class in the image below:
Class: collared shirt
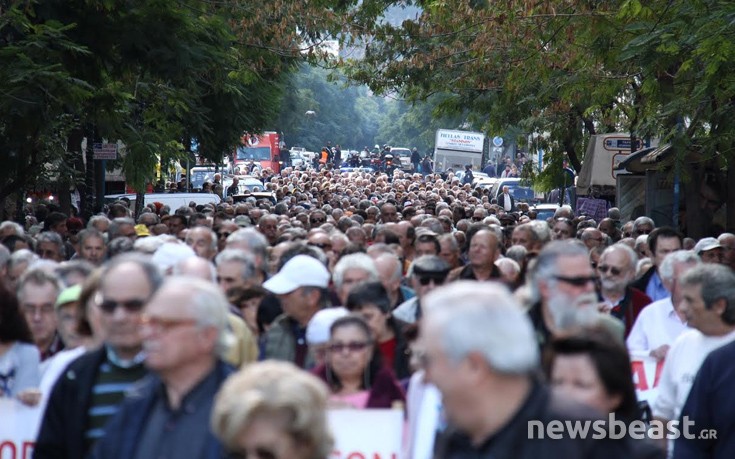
[106,345,146,369]
[626,297,689,355]
[645,270,669,302]
[40,333,65,362]
[134,367,220,459]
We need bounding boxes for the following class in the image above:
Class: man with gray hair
[632,216,655,237]
[107,217,137,241]
[214,249,261,294]
[332,253,379,305]
[225,227,269,277]
[17,268,64,362]
[596,244,651,336]
[627,250,699,360]
[653,263,735,457]
[423,281,632,457]
[35,254,163,459]
[90,277,233,459]
[528,241,623,350]
[36,231,65,262]
[372,252,415,309]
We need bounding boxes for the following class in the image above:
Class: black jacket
[34,348,126,459]
[434,381,662,459]
[631,266,656,294]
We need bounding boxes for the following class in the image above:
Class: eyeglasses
[597,265,623,276]
[97,295,146,314]
[417,276,446,286]
[328,341,371,353]
[140,314,198,332]
[472,216,484,221]
[552,275,597,287]
[310,217,326,224]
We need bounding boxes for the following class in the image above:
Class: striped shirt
[85,352,146,447]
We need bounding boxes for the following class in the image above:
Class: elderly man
[76,229,107,266]
[632,216,655,237]
[693,237,723,264]
[414,232,441,257]
[379,202,399,223]
[225,228,269,277]
[257,214,278,246]
[394,255,450,324]
[108,217,137,241]
[214,220,239,253]
[511,222,549,256]
[89,278,233,459]
[627,250,699,360]
[717,232,735,270]
[447,229,502,281]
[596,244,651,336]
[654,264,735,457]
[528,241,623,349]
[497,185,515,212]
[373,252,415,309]
[214,249,261,294]
[36,254,162,459]
[423,282,632,458]
[580,227,606,250]
[332,253,379,306]
[437,233,462,270]
[185,226,218,261]
[261,255,330,368]
[633,227,683,302]
[36,231,65,262]
[18,268,64,363]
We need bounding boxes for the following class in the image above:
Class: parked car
[532,203,560,221]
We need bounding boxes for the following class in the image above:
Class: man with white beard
[527,241,624,351]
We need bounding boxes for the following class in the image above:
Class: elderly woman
[211,361,333,459]
[314,315,405,409]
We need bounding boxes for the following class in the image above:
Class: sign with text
[328,409,403,459]
[92,143,118,160]
[630,354,664,404]
[435,130,485,153]
[0,399,42,459]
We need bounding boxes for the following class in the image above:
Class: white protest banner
[0,398,43,459]
[328,409,403,459]
[630,353,664,404]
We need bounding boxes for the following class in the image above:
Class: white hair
[659,250,701,283]
[423,281,539,375]
[0,221,24,237]
[332,253,378,289]
[134,234,168,254]
[162,277,234,359]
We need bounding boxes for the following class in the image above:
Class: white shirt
[652,328,735,421]
[626,297,689,354]
[394,297,419,324]
[500,193,512,211]
[405,371,442,459]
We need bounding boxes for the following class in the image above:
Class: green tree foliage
[341,0,735,190]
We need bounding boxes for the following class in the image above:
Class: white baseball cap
[263,255,330,294]
[306,307,349,345]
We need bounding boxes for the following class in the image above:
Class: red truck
[234,132,282,175]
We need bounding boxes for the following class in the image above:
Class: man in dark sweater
[35,254,163,459]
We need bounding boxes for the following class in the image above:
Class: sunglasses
[218,232,232,239]
[472,216,484,221]
[308,242,332,250]
[552,275,597,287]
[597,265,623,276]
[417,276,446,286]
[310,218,326,224]
[97,296,146,314]
[328,341,371,353]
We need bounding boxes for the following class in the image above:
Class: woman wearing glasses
[313,315,405,409]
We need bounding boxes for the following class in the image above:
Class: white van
[104,192,221,210]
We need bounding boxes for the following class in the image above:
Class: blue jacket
[88,360,234,459]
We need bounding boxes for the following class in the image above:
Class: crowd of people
[2,165,735,458]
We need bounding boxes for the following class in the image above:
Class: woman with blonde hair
[211,361,333,459]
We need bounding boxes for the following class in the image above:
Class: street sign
[493,136,504,147]
[93,143,118,160]
[603,137,641,151]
